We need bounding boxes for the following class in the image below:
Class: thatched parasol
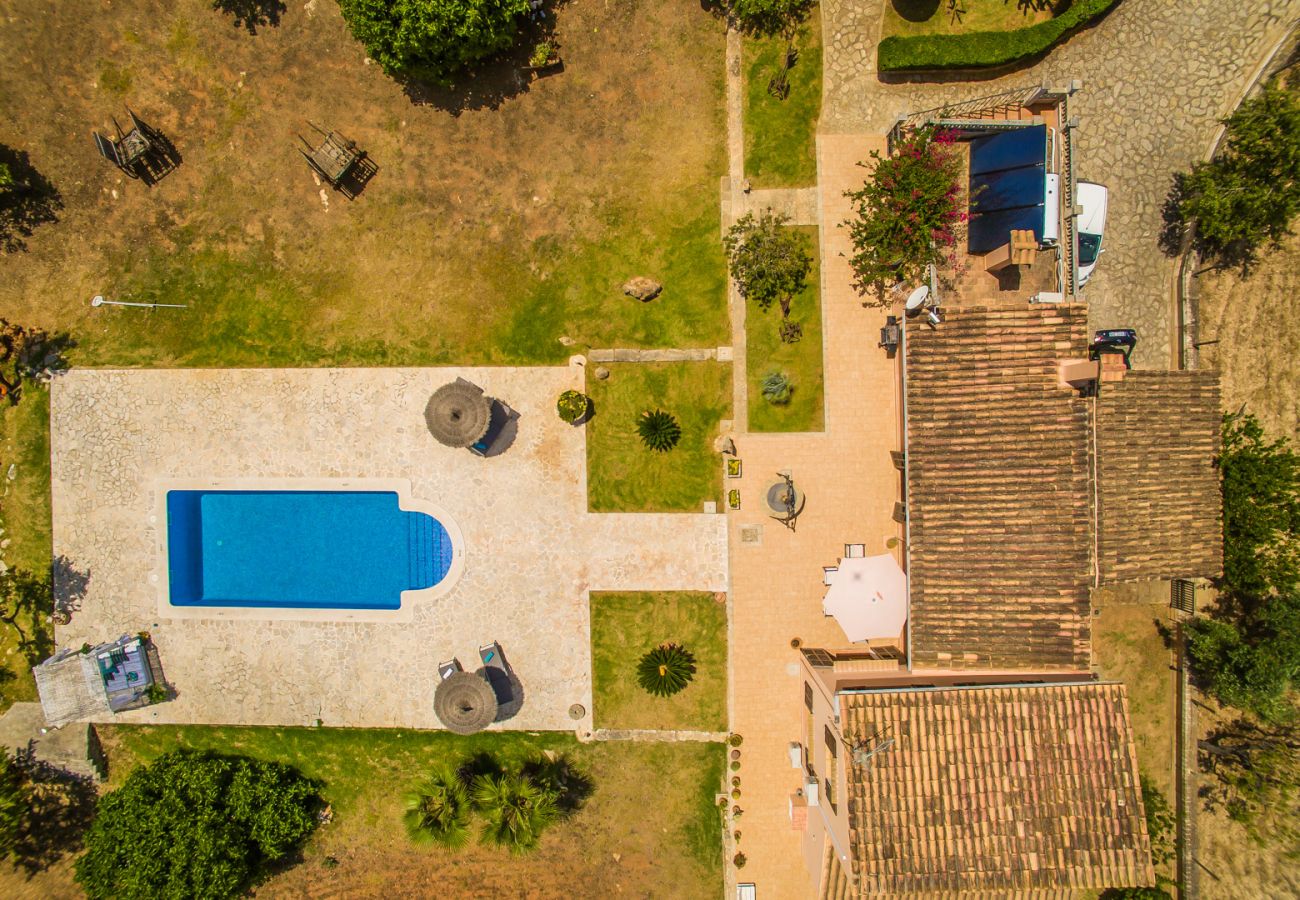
[434,671,498,734]
[424,379,491,448]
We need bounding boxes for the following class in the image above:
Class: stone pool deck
[49,366,727,733]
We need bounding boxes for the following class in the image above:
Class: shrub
[724,210,812,318]
[471,770,558,855]
[844,126,965,304]
[877,0,1119,72]
[336,0,532,83]
[761,371,793,405]
[556,389,590,424]
[0,748,21,861]
[403,764,472,849]
[75,750,321,899]
[145,682,168,705]
[637,409,682,452]
[730,0,814,38]
[733,851,748,868]
[636,643,696,697]
[1186,594,1300,721]
[1176,79,1300,268]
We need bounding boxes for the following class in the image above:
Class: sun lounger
[438,658,462,681]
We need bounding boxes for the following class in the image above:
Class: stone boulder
[622,276,662,302]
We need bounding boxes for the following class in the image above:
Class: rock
[594,366,610,381]
[622,277,662,302]
[558,335,576,347]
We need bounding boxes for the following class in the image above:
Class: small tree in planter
[556,389,590,424]
[637,409,681,452]
[636,643,696,697]
[724,210,812,320]
[845,125,966,307]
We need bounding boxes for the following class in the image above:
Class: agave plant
[471,771,559,855]
[402,764,472,849]
[761,371,793,405]
[637,642,696,697]
[637,409,682,452]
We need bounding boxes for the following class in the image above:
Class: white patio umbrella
[822,553,908,643]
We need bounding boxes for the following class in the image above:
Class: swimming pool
[166,490,454,610]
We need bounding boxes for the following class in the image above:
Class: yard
[0,724,726,898]
[745,227,823,432]
[585,362,732,512]
[0,0,733,705]
[882,0,1058,40]
[0,0,728,366]
[743,9,822,189]
[589,591,728,732]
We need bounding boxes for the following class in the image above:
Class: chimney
[1098,350,1128,383]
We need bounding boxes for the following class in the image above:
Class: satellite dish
[90,295,105,307]
[904,285,930,312]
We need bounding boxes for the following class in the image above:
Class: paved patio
[49,365,727,732]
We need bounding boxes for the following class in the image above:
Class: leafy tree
[403,764,472,848]
[844,126,966,306]
[636,643,696,697]
[1199,715,1300,848]
[0,748,22,861]
[729,0,814,38]
[1218,411,1300,603]
[1174,78,1300,267]
[1187,591,1300,721]
[637,409,681,452]
[75,750,321,899]
[1140,776,1175,871]
[336,0,532,83]
[470,770,558,855]
[724,210,812,319]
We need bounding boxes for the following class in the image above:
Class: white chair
[845,543,865,558]
[823,566,838,586]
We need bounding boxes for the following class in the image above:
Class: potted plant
[728,489,741,510]
[726,458,742,478]
[556,389,590,425]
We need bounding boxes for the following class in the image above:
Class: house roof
[1096,370,1223,582]
[905,305,1092,669]
[841,683,1154,896]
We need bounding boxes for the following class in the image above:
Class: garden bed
[585,362,731,512]
[589,591,727,731]
[743,9,822,188]
[877,0,1119,73]
[745,227,823,432]
[43,725,726,899]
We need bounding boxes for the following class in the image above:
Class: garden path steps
[587,348,722,363]
[591,728,727,743]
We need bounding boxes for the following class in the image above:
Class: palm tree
[471,770,558,855]
[637,642,696,697]
[402,765,472,849]
[637,409,682,452]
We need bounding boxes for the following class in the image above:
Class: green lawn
[585,362,732,512]
[743,9,822,189]
[882,0,1056,39]
[0,388,53,711]
[81,725,725,897]
[590,592,728,731]
[747,227,824,432]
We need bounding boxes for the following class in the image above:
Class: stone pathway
[735,186,821,226]
[587,348,726,362]
[591,728,727,743]
[820,0,1300,368]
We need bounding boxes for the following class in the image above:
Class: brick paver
[725,134,900,900]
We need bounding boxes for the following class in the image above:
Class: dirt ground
[1196,228,1300,442]
[0,0,727,365]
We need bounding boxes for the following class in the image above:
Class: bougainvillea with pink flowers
[843,126,967,305]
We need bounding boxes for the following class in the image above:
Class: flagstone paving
[50,366,727,733]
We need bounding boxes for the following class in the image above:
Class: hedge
[877,0,1120,72]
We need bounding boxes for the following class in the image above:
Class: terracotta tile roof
[1097,371,1223,582]
[842,683,1154,896]
[905,305,1092,669]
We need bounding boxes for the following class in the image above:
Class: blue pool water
[166,491,453,610]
